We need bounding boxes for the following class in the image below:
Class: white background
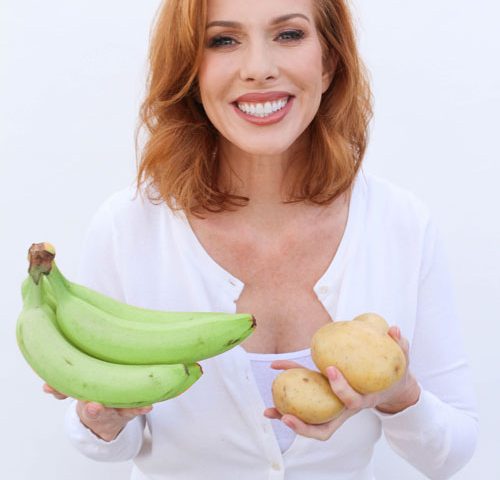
[1,0,499,478]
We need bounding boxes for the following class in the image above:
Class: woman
[45,0,478,478]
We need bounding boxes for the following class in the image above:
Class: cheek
[198,55,233,106]
[289,47,326,95]
[197,57,216,106]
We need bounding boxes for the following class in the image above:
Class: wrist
[93,425,125,442]
[79,417,126,442]
[376,380,421,414]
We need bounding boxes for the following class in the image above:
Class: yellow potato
[271,368,344,424]
[311,313,406,394]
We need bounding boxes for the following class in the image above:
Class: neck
[212,136,329,233]
[217,137,308,210]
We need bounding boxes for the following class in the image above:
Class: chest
[188,210,347,353]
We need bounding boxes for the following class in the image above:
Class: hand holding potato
[264,321,421,441]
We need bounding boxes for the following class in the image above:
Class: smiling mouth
[235,96,290,118]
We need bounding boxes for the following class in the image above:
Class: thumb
[83,402,103,419]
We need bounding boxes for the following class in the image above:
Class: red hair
[136,0,372,214]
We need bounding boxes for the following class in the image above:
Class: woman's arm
[265,219,478,478]
[373,220,479,478]
[62,198,147,462]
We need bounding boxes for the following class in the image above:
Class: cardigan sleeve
[63,199,145,461]
[374,219,479,479]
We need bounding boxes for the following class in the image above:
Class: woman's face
[198,0,333,157]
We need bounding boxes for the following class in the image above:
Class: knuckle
[343,396,361,410]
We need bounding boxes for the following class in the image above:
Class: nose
[239,38,279,83]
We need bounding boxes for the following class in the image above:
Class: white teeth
[236,97,289,117]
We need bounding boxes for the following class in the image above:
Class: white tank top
[247,348,319,453]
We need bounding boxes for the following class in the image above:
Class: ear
[322,53,338,94]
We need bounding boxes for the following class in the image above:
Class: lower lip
[232,97,294,126]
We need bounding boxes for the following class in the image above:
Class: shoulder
[90,184,181,231]
[96,184,159,217]
[358,171,432,234]
[80,185,190,279]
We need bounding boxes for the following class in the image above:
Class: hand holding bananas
[17,243,256,410]
[44,383,152,441]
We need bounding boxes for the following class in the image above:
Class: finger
[129,406,154,416]
[138,405,153,414]
[388,326,410,363]
[388,325,401,341]
[280,414,337,441]
[388,326,409,351]
[283,404,356,440]
[325,366,364,411]
[84,402,105,419]
[81,402,152,421]
[42,383,55,394]
[263,407,282,420]
[42,383,68,399]
[116,405,153,419]
[53,392,68,400]
[270,360,304,370]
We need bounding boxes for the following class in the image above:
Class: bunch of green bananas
[16,243,256,408]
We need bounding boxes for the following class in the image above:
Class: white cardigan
[64,171,478,480]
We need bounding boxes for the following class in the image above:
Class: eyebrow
[206,13,310,29]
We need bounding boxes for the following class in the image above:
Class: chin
[243,145,292,157]
[231,136,298,157]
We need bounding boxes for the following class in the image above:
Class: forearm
[374,388,478,479]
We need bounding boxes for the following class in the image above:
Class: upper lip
[234,91,293,103]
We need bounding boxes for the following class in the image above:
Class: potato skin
[352,312,389,333]
[311,314,406,394]
[272,368,344,424]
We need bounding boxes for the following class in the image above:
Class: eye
[277,30,305,41]
[208,36,239,48]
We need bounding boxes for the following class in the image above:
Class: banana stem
[46,262,70,287]
[44,262,69,299]
[22,275,44,308]
[28,243,56,284]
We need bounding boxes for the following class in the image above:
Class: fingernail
[394,327,401,339]
[327,367,337,380]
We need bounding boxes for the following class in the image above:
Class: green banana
[16,276,202,408]
[45,263,231,323]
[44,266,255,365]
